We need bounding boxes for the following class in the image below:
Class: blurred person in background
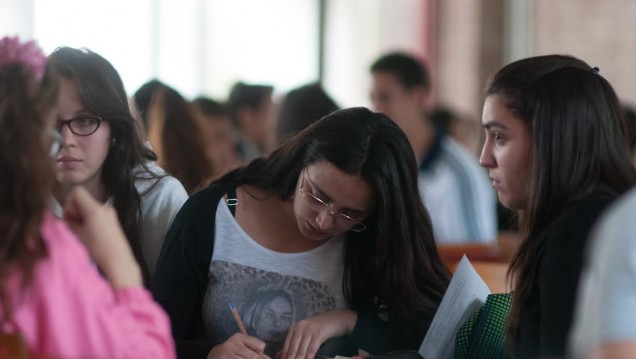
[227,82,275,161]
[146,85,214,194]
[192,96,241,177]
[369,52,496,244]
[570,186,636,359]
[429,105,482,156]
[275,82,339,144]
[622,104,636,167]
[133,78,166,135]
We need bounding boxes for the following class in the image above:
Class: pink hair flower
[0,36,47,80]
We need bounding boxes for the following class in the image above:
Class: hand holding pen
[230,302,248,335]
[205,302,270,359]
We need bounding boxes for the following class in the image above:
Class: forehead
[371,71,406,91]
[58,79,82,105]
[57,78,88,117]
[304,160,376,211]
[482,95,523,124]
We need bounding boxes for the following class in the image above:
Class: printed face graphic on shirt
[244,290,293,342]
[202,261,342,357]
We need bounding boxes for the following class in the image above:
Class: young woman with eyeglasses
[0,36,175,359]
[152,107,451,359]
[49,47,188,283]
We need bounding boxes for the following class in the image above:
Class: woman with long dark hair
[49,47,187,282]
[480,54,636,358]
[147,85,215,194]
[152,107,450,359]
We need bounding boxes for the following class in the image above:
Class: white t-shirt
[418,136,497,243]
[202,198,347,357]
[52,162,188,279]
[569,188,636,358]
[135,162,188,277]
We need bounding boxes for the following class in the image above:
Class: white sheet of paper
[418,255,491,359]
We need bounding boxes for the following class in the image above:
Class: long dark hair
[0,46,59,321]
[275,83,339,144]
[49,47,159,283]
[486,55,636,352]
[147,85,213,194]
[214,107,450,346]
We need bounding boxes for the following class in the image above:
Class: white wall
[1,0,430,106]
[323,0,431,108]
[202,0,319,101]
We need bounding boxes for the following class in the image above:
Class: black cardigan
[151,183,422,359]
[515,190,618,358]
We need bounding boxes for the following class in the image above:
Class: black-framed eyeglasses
[55,115,103,136]
[299,170,368,232]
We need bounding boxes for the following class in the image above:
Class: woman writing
[152,107,451,359]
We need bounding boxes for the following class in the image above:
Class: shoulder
[550,191,617,235]
[543,190,618,257]
[139,174,188,202]
[134,162,185,194]
[133,161,167,179]
[38,212,93,273]
[439,138,484,173]
[186,182,236,207]
[40,212,82,251]
[597,188,636,235]
[588,188,636,256]
[172,182,237,224]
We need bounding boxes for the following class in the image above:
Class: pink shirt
[3,213,176,359]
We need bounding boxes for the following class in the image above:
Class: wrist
[102,257,143,289]
[343,309,358,334]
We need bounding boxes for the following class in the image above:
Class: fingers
[62,186,99,224]
[209,334,268,359]
[280,321,325,359]
[60,186,141,288]
[240,334,267,354]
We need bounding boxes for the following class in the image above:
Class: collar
[418,128,445,171]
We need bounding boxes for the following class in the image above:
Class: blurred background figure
[192,96,240,177]
[570,187,636,359]
[369,51,496,244]
[133,79,166,136]
[146,85,214,194]
[275,82,339,144]
[227,82,275,161]
[429,105,482,157]
[623,104,636,167]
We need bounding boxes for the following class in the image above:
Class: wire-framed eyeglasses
[299,171,368,232]
[56,115,104,136]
